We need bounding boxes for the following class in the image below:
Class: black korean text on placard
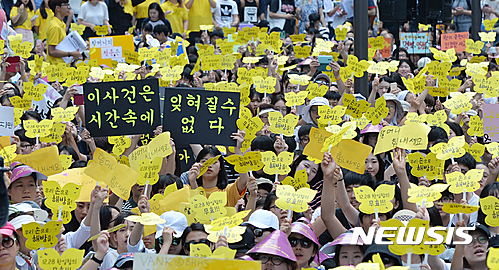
[163,87,240,147]
[84,80,161,136]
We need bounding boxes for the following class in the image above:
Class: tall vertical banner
[84,80,161,137]
[484,104,499,142]
[163,87,240,147]
[400,33,430,54]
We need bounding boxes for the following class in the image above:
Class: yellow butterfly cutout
[408,183,449,207]
[469,55,488,64]
[407,152,444,179]
[225,151,264,174]
[364,96,389,126]
[294,45,312,59]
[261,151,294,176]
[449,66,466,77]
[40,122,66,144]
[29,54,44,73]
[94,25,110,36]
[442,93,472,114]
[160,65,183,82]
[290,34,306,43]
[268,111,299,136]
[352,114,371,130]
[242,56,263,64]
[486,142,499,158]
[137,157,163,185]
[321,125,350,152]
[385,218,431,255]
[126,212,166,225]
[484,18,499,31]
[480,196,499,227]
[58,154,71,170]
[206,225,247,244]
[342,93,371,118]
[346,55,371,78]
[354,184,395,214]
[275,185,317,212]
[239,84,251,106]
[13,41,33,58]
[44,180,82,212]
[253,76,277,94]
[306,82,329,100]
[464,142,486,162]
[318,105,346,127]
[466,63,488,77]
[418,23,431,31]
[188,191,228,221]
[236,107,264,135]
[281,168,310,190]
[25,119,54,138]
[38,248,84,270]
[479,31,496,42]
[70,23,86,35]
[10,95,32,111]
[368,36,386,50]
[23,82,46,102]
[446,169,483,193]
[288,74,311,85]
[441,203,479,215]
[210,210,250,231]
[89,66,113,79]
[467,115,484,137]
[107,136,131,156]
[22,221,62,249]
[335,27,348,41]
[465,39,485,54]
[0,40,4,54]
[426,110,450,135]
[285,91,308,107]
[367,61,389,75]
[427,61,451,78]
[191,244,236,259]
[430,135,466,160]
[430,47,457,62]
[405,112,427,124]
[51,107,79,122]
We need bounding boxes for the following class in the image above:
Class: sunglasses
[184,239,210,251]
[253,228,273,238]
[1,237,15,249]
[288,237,312,249]
[158,236,181,246]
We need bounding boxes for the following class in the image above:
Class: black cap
[229,226,255,254]
[489,235,499,248]
[362,244,402,266]
[468,222,491,238]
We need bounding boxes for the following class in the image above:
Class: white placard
[89,37,114,48]
[0,107,14,136]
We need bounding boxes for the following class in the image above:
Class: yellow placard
[261,151,294,175]
[44,181,82,213]
[321,125,350,152]
[445,169,483,194]
[284,91,308,107]
[374,124,431,155]
[275,185,317,212]
[190,244,236,259]
[488,247,499,269]
[430,135,466,160]
[268,111,299,136]
[407,152,444,179]
[318,105,346,127]
[126,212,166,226]
[13,146,63,176]
[281,168,309,190]
[24,119,54,138]
[188,192,227,221]
[51,107,79,122]
[355,184,395,214]
[210,210,250,231]
[0,145,17,165]
[224,151,264,173]
[365,96,389,126]
[481,196,499,227]
[342,93,371,118]
[441,203,479,214]
[137,157,162,185]
[22,221,62,250]
[236,107,264,136]
[135,252,260,269]
[89,35,134,66]
[108,135,132,156]
[407,183,449,207]
[38,248,84,270]
[206,225,246,243]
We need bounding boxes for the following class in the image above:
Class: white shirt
[323,0,338,22]
[127,238,157,254]
[100,249,119,270]
[63,218,91,249]
[211,0,239,28]
[483,0,499,20]
[78,1,110,26]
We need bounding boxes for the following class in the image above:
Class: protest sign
[84,80,161,137]
[133,252,260,270]
[0,107,14,136]
[400,33,430,54]
[441,32,468,52]
[89,35,135,66]
[163,87,240,147]
[483,104,499,142]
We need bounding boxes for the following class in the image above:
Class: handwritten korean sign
[483,104,499,142]
[400,33,430,54]
[84,80,161,137]
[441,32,468,52]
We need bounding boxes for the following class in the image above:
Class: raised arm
[393,148,418,212]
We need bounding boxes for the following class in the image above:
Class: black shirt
[269,0,295,34]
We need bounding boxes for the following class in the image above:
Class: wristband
[335,76,341,81]
[68,51,71,57]
[91,254,103,264]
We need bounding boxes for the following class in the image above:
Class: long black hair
[195,146,229,190]
[14,0,34,10]
[40,0,48,19]
[148,2,165,21]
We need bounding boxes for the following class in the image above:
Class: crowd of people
[0,0,499,269]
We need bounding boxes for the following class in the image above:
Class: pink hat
[296,217,311,225]
[247,230,297,262]
[0,222,16,237]
[320,232,364,254]
[239,255,254,261]
[290,222,319,246]
[10,162,47,185]
[360,124,383,134]
[314,251,331,264]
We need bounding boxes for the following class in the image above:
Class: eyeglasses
[184,239,210,251]
[20,144,33,149]
[253,228,273,238]
[300,136,310,143]
[466,235,488,246]
[310,108,319,114]
[445,169,469,174]
[258,254,284,266]
[159,236,181,246]
[288,237,313,249]
[2,236,16,249]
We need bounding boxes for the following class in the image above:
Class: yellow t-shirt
[188,0,213,31]
[161,1,188,34]
[10,6,35,30]
[203,179,246,207]
[46,17,67,66]
[35,8,54,40]
[134,0,160,20]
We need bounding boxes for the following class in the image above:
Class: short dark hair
[428,126,448,143]
[152,173,183,195]
[298,124,313,138]
[251,135,275,152]
[444,152,476,172]
[324,91,341,101]
[49,0,69,13]
[344,171,375,189]
[153,24,171,37]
